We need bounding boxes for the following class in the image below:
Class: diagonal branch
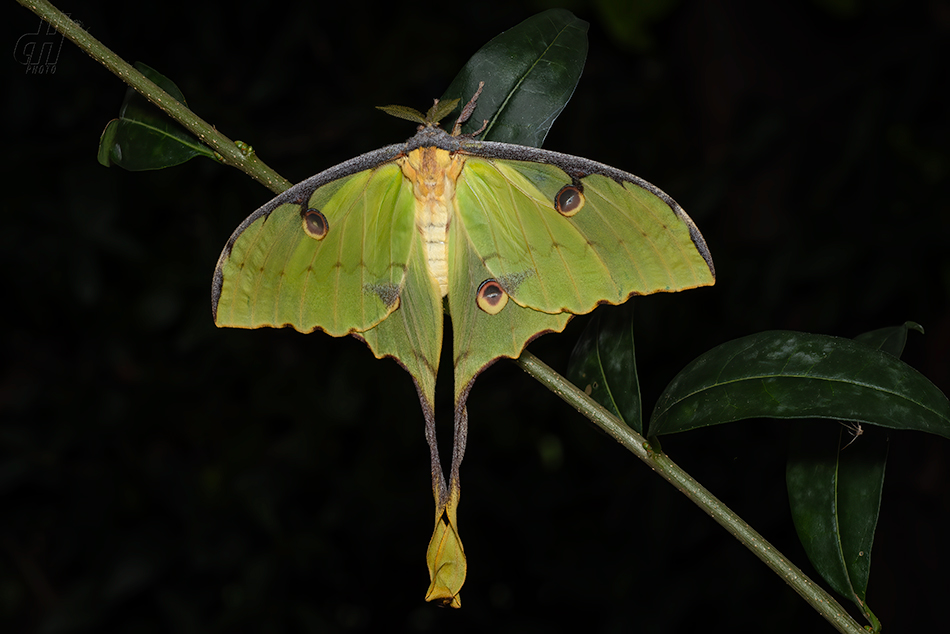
[515,350,868,634]
[16,0,292,194]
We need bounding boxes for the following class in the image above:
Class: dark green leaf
[97,62,215,170]
[785,324,922,625]
[440,9,589,146]
[566,305,642,433]
[853,320,924,356]
[649,331,950,438]
[787,421,887,618]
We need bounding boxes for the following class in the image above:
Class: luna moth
[211,88,715,607]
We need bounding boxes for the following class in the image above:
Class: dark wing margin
[455,139,716,280]
[212,126,715,319]
[211,141,409,319]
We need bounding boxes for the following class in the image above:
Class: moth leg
[840,421,864,449]
[452,81,487,137]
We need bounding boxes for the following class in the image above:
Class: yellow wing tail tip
[426,587,462,608]
[425,550,465,608]
[425,497,466,608]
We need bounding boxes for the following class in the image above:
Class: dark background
[4,0,948,632]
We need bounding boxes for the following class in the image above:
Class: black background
[4,0,949,632]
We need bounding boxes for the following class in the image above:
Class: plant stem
[16,0,292,195]
[515,350,868,634]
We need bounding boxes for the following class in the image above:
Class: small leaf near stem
[18,0,291,193]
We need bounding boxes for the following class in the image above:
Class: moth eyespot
[554,185,584,217]
[476,279,508,314]
[301,208,329,240]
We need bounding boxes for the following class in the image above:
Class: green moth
[212,90,715,607]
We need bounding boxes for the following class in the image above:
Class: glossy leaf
[567,304,642,433]
[785,323,920,627]
[440,9,589,146]
[98,62,215,170]
[853,320,924,353]
[649,331,950,438]
[787,422,886,621]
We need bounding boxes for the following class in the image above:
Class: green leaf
[784,325,923,628]
[649,330,950,438]
[426,98,461,126]
[853,320,924,355]
[567,305,642,433]
[97,61,215,170]
[787,421,886,625]
[440,9,589,146]
[375,104,427,125]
